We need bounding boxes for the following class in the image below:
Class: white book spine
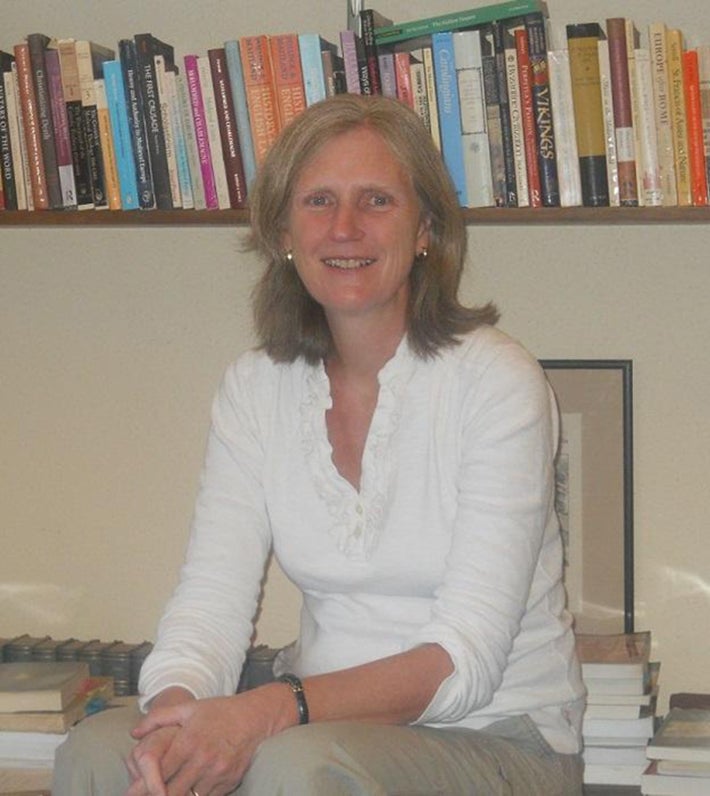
[504,45,528,207]
[598,39,620,206]
[154,54,182,208]
[197,56,230,210]
[175,71,206,211]
[547,48,582,207]
[634,48,663,206]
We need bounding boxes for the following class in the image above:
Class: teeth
[324,258,374,270]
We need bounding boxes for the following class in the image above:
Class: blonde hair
[248,94,498,363]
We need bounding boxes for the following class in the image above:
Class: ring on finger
[190,789,201,796]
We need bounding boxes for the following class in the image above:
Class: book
[175,69,206,209]
[297,33,329,107]
[339,29,363,95]
[94,77,121,209]
[657,759,710,777]
[584,761,646,786]
[432,31,467,207]
[118,38,154,209]
[378,50,397,99]
[154,53,182,208]
[648,22,677,206]
[598,36,620,206]
[26,33,63,209]
[582,706,655,740]
[374,0,547,46]
[268,34,307,131]
[491,20,518,206]
[44,46,77,208]
[183,53,218,209]
[196,55,231,209]
[683,49,708,206]
[453,29,494,208]
[566,23,609,206]
[13,41,49,210]
[133,33,175,209]
[164,67,193,210]
[75,39,115,210]
[514,25,541,207]
[504,31,529,207]
[480,33,507,206]
[524,13,559,206]
[207,47,247,209]
[10,59,35,209]
[667,28,692,207]
[409,48,430,134]
[224,39,257,190]
[102,59,140,210]
[633,47,663,206]
[647,709,710,764]
[422,45,441,151]
[239,35,280,165]
[393,50,414,107]
[0,51,18,211]
[576,631,651,678]
[358,8,393,96]
[641,760,710,795]
[0,675,113,733]
[605,18,638,206]
[4,59,29,210]
[697,46,710,204]
[0,661,90,712]
[0,728,67,766]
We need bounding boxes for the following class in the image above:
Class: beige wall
[2,0,709,711]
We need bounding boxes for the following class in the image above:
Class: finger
[132,741,170,796]
[132,705,189,739]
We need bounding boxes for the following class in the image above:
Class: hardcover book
[224,39,257,189]
[44,46,77,208]
[648,22,677,206]
[239,35,280,165]
[647,708,710,763]
[0,661,90,713]
[575,631,651,678]
[0,51,18,210]
[667,28,692,207]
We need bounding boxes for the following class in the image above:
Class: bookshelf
[3,207,710,226]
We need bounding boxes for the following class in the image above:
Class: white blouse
[139,325,585,753]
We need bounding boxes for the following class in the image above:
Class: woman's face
[282,126,430,328]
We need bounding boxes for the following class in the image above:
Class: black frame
[540,359,634,634]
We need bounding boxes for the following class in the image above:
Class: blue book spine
[223,40,256,189]
[432,31,467,207]
[103,60,140,210]
[298,34,327,107]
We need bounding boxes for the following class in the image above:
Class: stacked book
[3,0,710,214]
[576,630,659,787]
[641,694,710,795]
[0,660,113,769]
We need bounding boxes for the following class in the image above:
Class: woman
[53,94,584,795]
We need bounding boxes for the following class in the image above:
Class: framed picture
[540,360,634,634]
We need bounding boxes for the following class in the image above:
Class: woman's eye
[305,193,330,207]
[367,193,391,207]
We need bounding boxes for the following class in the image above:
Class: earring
[418,248,428,260]
[285,250,294,263]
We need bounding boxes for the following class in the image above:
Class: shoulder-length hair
[247,94,498,364]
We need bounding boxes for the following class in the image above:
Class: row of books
[577,630,660,787]
[2,0,710,213]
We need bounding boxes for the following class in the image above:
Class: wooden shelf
[3,206,710,226]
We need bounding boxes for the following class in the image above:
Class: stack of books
[641,695,710,795]
[576,630,660,787]
[0,660,114,769]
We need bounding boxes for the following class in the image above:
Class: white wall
[2,0,710,711]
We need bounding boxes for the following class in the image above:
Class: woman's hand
[125,684,296,796]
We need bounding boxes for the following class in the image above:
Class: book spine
[102,59,139,210]
[165,69,193,210]
[239,36,280,165]
[432,31,467,207]
[633,48,662,206]
[598,38,620,206]
[297,34,327,106]
[14,42,49,209]
[75,40,109,209]
[648,22,677,206]
[409,52,430,134]
[698,46,710,203]
[154,54,182,208]
[183,54,218,209]
[667,29,692,207]
[339,30,362,95]
[94,77,121,209]
[197,55,230,209]
[5,67,29,209]
[547,47,582,206]
[514,27,541,207]
[492,21,517,206]
[208,47,247,209]
[44,48,77,208]
[525,14,560,206]
[175,70,206,210]
[224,40,257,189]
[393,51,414,108]
[505,39,529,207]
[422,46,441,151]
[378,51,397,99]
[482,47,507,207]
[11,61,35,209]
[0,59,19,210]
[269,34,307,131]
[453,29,494,208]
[134,35,173,209]
[566,24,609,206]
[359,9,382,95]
[374,0,545,46]
[682,49,708,206]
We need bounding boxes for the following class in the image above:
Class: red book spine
[514,28,541,207]
[269,34,307,131]
[394,51,413,108]
[239,36,280,165]
[683,49,708,206]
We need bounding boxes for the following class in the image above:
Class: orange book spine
[514,27,541,207]
[394,51,414,108]
[239,35,280,165]
[682,49,708,206]
[269,34,307,131]
[13,41,48,209]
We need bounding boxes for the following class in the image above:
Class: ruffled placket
[299,338,416,560]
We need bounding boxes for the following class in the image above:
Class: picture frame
[539,360,634,634]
